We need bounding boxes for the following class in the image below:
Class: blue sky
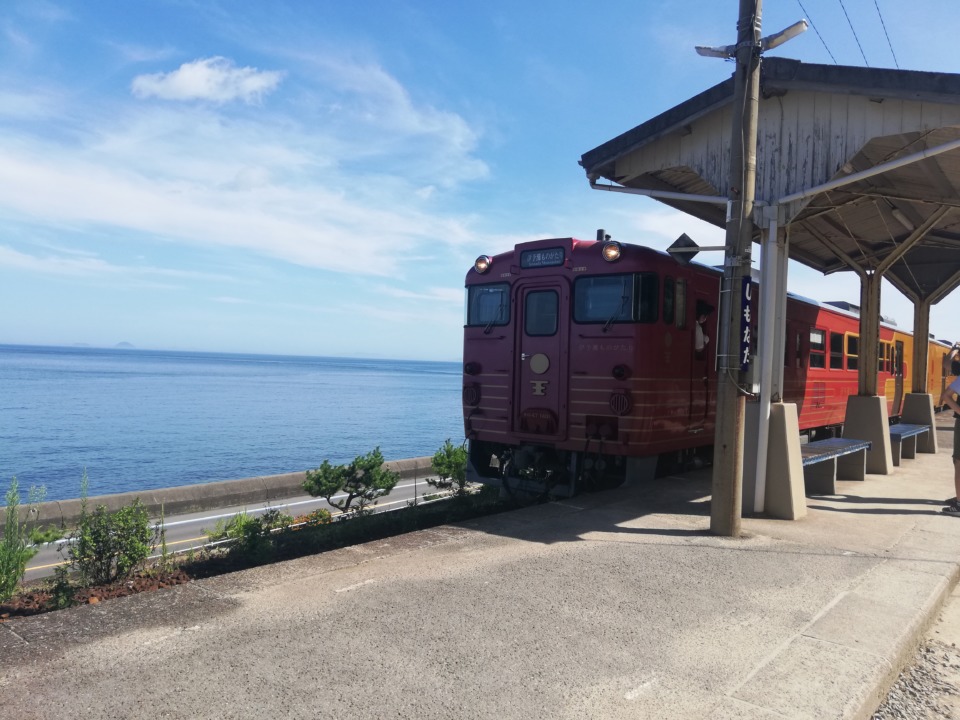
[2,1,959,361]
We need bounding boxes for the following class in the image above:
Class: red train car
[462,233,954,496]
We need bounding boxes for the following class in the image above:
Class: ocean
[0,345,464,502]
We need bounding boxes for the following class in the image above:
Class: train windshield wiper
[602,292,629,333]
[483,299,504,334]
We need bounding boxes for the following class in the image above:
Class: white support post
[753,210,781,513]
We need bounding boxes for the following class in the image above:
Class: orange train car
[462,234,955,495]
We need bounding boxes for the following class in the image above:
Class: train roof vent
[824,300,858,313]
[824,300,896,325]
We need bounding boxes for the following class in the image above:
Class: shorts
[954,418,960,460]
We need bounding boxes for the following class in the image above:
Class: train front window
[466,283,510,327]
[524,290,558,336]
[574,272,658,325]
[574,274,634,324]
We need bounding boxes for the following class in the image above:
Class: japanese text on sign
[741,278,753,370]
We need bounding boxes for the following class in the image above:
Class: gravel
[873,641,960,719]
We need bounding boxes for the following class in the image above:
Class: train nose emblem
[531,380,548,396]
[528,353,550,374]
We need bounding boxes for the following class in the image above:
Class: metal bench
[888,423,930,466]
[800,437,873,495]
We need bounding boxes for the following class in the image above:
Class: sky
[2,1,959,361]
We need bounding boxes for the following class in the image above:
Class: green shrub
[29,524,65,546]
[259,508,293,531]
[48,565,75,610]
[303,447,399,517]
[428,439,469,497]
[68,499,156,586]
[0,478,40,602]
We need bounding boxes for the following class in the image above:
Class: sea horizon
[0,342,461,366]
[1,344,464,503]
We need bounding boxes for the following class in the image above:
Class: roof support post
[859,273,882,396]
[711,0,762,537]
[752,209,785,513]
[912,299,932,393]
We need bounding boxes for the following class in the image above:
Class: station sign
[741,278,753,370]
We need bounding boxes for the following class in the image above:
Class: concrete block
[743,402,807,519]
[803,459,836,495]
[843,395,893,475]
[902,393,938,453]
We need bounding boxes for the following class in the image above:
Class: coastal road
[23,476,447,583]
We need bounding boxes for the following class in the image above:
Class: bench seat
[800,437,873,495]
[888,423,929,466]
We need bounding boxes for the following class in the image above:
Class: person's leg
[955,457,960,501]
[944,420,960,510]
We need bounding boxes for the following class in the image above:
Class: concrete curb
[721,524,960,720]
[1,456,434,531]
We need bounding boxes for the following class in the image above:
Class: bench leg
[902,435,917,460]
[836,450,867,481]
[890,440,902,467]
[803,460,837,495]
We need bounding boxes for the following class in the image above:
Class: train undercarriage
[466,438,713,500]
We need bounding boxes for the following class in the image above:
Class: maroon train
[461,233,954,496]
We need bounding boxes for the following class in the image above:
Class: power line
[873,0,901,69]
[837,0,870,66]
[795,0,838,64]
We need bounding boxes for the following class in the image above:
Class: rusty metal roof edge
[580,58,960,181]
[579,74,735,178]
[761,57,960,106]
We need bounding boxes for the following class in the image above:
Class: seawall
[1,456,434,532]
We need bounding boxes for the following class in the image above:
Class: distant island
[115,342,136,349]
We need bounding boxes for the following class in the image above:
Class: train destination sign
[520,248,564,268]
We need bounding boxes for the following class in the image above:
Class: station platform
[2,412,959,719]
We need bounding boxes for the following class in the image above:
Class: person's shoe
[942,500,960,516]
[947,496,957,504]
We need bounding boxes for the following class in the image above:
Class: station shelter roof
[580,58,960,308]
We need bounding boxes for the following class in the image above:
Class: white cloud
[0,245,234,283]
[376,285,463,303]
[131,57,284,104]
[110,42,178,64]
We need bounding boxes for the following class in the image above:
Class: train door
[893,340,905,415]
[513,282,568,440]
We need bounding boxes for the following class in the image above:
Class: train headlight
[602,241,622,262]
[474,255,492,274]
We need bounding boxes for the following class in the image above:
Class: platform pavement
[2,414,959,719]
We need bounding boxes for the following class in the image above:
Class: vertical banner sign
[740,278,753,370]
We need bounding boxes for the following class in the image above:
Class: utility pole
[710,0,763,537]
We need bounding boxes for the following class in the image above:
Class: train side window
[663,276,675,325]
[810,328,826,369]
[796,331,804,368]
[465,283,510,327]
[829,332,844,369]
[636,272,659,323]
[878,341,885,371]
[847,334,859,371]
[887,344,893,373]
[573,274,635,324]
[675,279,687,329]
[524,290,558,336]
